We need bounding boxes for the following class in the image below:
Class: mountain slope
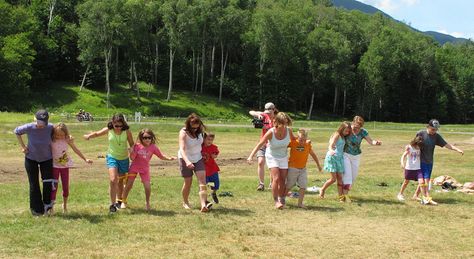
[331,0,470,44]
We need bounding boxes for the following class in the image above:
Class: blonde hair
[353,116,365,127]
[334,121,351,138]
[298,128,309,138]
[273,112,292,128]
[52,122,71,141]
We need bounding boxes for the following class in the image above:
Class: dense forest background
[0,0,473,122]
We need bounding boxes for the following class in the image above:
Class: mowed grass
[0,119,473,258]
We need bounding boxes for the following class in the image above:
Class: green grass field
[0,118,473,258]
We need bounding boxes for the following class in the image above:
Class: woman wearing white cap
[249,102,277,191]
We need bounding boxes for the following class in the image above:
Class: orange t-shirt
[288,139,312,169]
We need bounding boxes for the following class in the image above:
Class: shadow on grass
[56,212,106,224]
[286,204,344,212]
[432,197,474,205]
[130,208,177,217]
[354,197,401,205]
[211,206,254,216]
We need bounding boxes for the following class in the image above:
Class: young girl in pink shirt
[122,128,176,211]
[51,123,93,213]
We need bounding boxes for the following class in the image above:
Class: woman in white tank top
[248,112,294,209]
[178,113,212,212]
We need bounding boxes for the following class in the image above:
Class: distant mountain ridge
[331,0,470,44]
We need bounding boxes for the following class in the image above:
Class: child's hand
[85,159,93,164]
[211,153,218,159]
[128,147,134,153]
[169,156,177,160]
[247,157,253,164]
[83,134,90,140]
[21,147,29,154]
[329,150,336,156]
[318,165,322,172]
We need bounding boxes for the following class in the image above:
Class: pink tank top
[52,139,73,168]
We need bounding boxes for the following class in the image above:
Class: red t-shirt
[201,144,220,176]
[261,113,273,139]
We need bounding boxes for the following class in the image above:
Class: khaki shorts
[286,167,308,189]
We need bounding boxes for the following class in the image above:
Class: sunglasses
[114,124,123,128]
[142,136,152,140]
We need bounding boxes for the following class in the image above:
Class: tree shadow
[56,212,106,224]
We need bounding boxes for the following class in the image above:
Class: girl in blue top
[320,121,351,202]
[248,112,294,209]
[342,116,381,202]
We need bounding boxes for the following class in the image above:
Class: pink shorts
[128,167,150,183]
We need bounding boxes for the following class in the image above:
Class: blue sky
[357,0,474,39]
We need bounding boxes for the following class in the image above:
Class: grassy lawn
[0,118,473,258]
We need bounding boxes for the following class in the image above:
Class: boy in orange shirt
[286,129,322,208]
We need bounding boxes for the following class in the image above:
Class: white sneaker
[397,194,405,201]
[120,202,127,209]
[306,186,321,193]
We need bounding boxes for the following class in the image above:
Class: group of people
[15,105,464,216]
[247,103,464,209]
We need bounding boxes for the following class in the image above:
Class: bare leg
[336,173,343,196]
[270,168,280,202]
[182,176,192,208]
[117,174,127,202]
[195,170,208,211]
[62,197,68,213]
[298,188,305,208]
[122,175,136,205]
[257,156,265,185]
[398,180,410,196]
[143,181,151,210]
[108,168,119,205]
[319,173,336,198]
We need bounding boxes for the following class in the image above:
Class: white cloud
[437,29,465,38]
[357,0,420,12]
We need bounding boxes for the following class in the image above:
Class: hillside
[331,0,470,44]
[33,82,249,119]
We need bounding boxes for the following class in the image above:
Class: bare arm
[179,130,194,169]
[309,148,322,172]
[126,130,134,147]
[327,134,338,155]
[444,143,464,155]
[247,130,272,163]
[364,135,382,146]
[68,137,92,164]
[84,127,108,140]
[249,110,264,119]
[16,134,28,154]
[129,144,138,161]
[400,150,408,169]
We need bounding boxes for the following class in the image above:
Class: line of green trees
[1,0,473,122]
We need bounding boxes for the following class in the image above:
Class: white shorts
[265,154,288,169]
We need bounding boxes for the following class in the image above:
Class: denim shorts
[206,173,220,190]
[106,155,129,174]
[421,162,433,179]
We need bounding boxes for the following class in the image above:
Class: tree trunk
[133,62,140,101]
[218,42,228,102]
[259,58,264,110]
[115,47,119,81]
[104,48,112,109]
[195,55,200,93]
[80,64,90,91]
[332,85,339,114]
[166,48,175,101]
[307,87,316,120]
[200,43,205,93]
[211,43,215,79]
[154,42,159,87]
[129,60,133,89]
[342,88,347,116]
[192,49,195,90]
[47,0,56,36]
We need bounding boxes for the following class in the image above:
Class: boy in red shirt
[202,133,221,204]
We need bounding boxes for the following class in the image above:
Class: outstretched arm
[444,143,464,155]
[249,110,264,118]
[309,148,322,172]
[364,135,382,146]
[68,137,92,164]
[247,131,272,163]
[84,127,108,140]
